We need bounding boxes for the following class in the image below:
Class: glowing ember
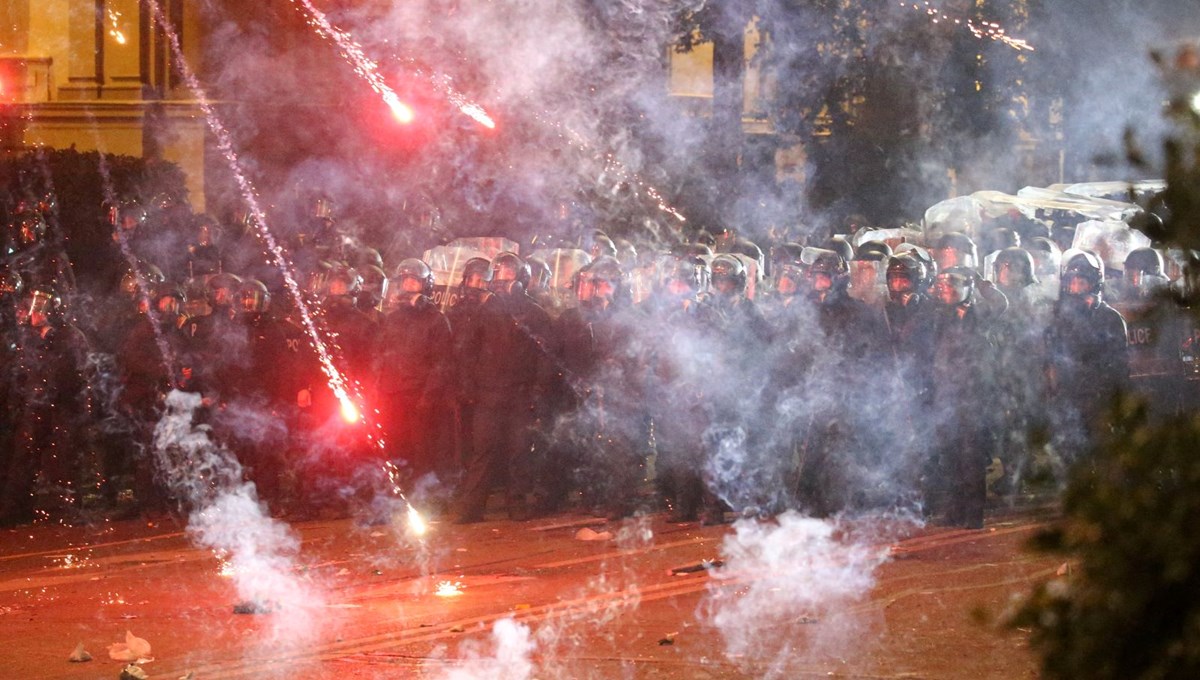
[435,581,464,597]
[407,505,428,536]
[550,119,687,223]
[899,1,1034,52]
[54,554,90,570]
[217,560,236,578]
[437,75,496,129]
[385,92,415,124]
[101,592,128,606]
[291,0,416,126]
[339,394,362,424]
[107,9,128,45]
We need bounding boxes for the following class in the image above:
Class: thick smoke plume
[703,512,911,677]
[153,390,322,641]
[438,618,536,680]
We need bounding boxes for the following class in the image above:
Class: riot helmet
[822,235,855,265]
[887,254,926,303]
[932,232,979,272]
[710,254,748,297]
[237,279,270,315]
[18,288,61,328]
[1123,247,1168,298]
[933,267,975,307]
[615,240,638,268]
[358,264,389,311]
[1061,250,1105,298]
[489,252,530,296]
[992,247,1038,292]
[8,211,47,251]
[0,268,23,299]
[207,272,243,310]
[325,266,363,300]
[578,256,625,308]
[803,247,849,302]
[856,241,893,261]
[152,283,186,317]
[660,256,709,298]
[182,277,212,319]
[119,263,165,300]
[354,247,385,271]
[589,233,618,260]
[773,244,806,298]
[461,257,493,291]
[393,258,435,298]
[107,200,147,233]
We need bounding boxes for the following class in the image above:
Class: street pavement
[0,504,1061,679]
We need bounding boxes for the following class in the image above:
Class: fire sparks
[546,117,687,223]
[900,1,1034,52]
[338,393,362,424]
[54,554,92,570]
[434,73,496,129]
[107,9,128,45]
[290,0,415,125]
[435,580,464,597]
[407,505,428,537]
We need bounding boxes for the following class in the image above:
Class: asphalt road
[0,505,1060,679]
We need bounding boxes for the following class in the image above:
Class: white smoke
[703,511,909,678]
[153,389,322,641]
[438,618,536,680]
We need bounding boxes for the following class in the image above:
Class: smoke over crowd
[3,0,1200,676]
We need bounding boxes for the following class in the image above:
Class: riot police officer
[927,267,996,529]
[373,259,454,483]
[452,252,557,522]
[1045,250,1129,469]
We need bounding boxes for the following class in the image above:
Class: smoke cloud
[153,390,322,641]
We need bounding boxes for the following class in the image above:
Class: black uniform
[1044,297,1129,466]
[452,290,556,522]
[373,295,454,482]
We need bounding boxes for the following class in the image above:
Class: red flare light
[339,394,361,424]
[385,92,415,124]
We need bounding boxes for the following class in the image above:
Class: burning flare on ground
[435,580,465,597]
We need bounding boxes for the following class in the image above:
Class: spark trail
[289,0,415,124]
[899,1,1034,52]
[145,1,426,531]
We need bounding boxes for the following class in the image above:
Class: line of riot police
[3,189,1198,529]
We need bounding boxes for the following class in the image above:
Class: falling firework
[546,117,687,223]
[289,0,415,123]
[899,1,1034,52]
[144,0,426,522]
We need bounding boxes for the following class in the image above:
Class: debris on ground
[658,632,678,646]
[232,600,277,615]
[178,672,195,680]
[1056,562,1072,576]
[668,559,725,575]
[448,624,465,633]
[575,527,613,541]
[108,631,152,662]
[67,641,92,662]
[119,663,149,679]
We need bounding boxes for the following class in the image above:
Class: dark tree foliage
[673,0,1032,230]
[1,146,188,291]
[1009,46,1200,680]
